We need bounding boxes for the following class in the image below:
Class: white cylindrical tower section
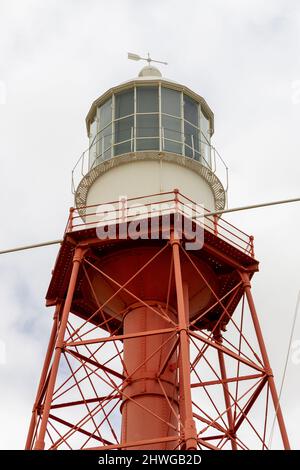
[75,66,226,212]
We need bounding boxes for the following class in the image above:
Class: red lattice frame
[26,236,290,450]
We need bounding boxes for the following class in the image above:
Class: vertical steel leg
[25,304,60,449]
[172,237,197,450]
[34,247,84,450]
[240,272,290,450]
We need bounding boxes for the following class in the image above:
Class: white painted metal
[127,51,168,66]
[85,158,215,210]
[76,67,225,212]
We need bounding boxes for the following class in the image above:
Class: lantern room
[74,65,226,212]
[86,65,214,170]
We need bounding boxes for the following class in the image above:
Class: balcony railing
[71,128,229,200]
[66,190,254,258]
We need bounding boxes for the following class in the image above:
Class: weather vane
[128,52,168,66]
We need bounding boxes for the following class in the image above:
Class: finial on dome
[138,65,162,77]
[128,52,167,78]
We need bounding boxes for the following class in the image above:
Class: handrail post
[173,188,179,215]
[213,214,218,237]
[250,235,254,257]
[173,188,182,241]
[130,127,134,152]
[81,151,85,176]
[68,207,75,232]
[120,196,127,224]
[71,170,75,195]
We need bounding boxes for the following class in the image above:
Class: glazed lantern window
[88,85,212,169]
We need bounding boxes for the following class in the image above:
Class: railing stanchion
[68,207,75,232]
[174,188,180,215]
[213,214,218,237]
[250,235,255,258]
[64,191,253,255]
[81,152,85,176]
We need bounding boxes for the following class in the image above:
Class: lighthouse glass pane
[137,86,158,113]
[184,122,199,160]
[115,89,134,119]
[184,94,198,126]
[162,115,181,141]
[200,111,211,166]
[89,118,98,168]
[100,124,112,160]
[136,138,159,150]
[161,87,181,117]
[115,116,134,144]
[162,115,182,154]
[136,114,159,137]
[114,141,131,155]
[99,98,112,130]
[200,110,210,139]
[136,114,159,150]
[200,137,211,166]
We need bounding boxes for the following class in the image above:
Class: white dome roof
[138,65,162,78]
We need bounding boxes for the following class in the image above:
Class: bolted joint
[184,419,198,450]
[265,367,273,377]
[214,335,223,344]
[72,247,85,263]
[168,362,177,372]
[239,271,251,289]
[176,326,188,333]
[213,329,223,343]
[169,234,181,246]
[242,279,251,289]
[36,403,44,415]
[170,239,181,247]
[55,342,65,351]
[228,429,237,444]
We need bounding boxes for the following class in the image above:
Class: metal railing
[71,127,229,199]
[66,190,254,257]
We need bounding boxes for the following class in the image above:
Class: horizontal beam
[191,373,264,388]
[66,327,177,348]
[85,435,180,450]
[50,394,121,409]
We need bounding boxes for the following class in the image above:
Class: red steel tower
[26,62,290,450]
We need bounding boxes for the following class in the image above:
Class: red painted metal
[121,302,178,449]
[25,191,290,450]
[69,190,254,256]
[240,272,290,449]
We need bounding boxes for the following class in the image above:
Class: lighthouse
[26,56,290,450]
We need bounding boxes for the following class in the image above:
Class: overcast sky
[0,0,299,449]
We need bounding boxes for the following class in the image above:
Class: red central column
[121,301,179,450]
